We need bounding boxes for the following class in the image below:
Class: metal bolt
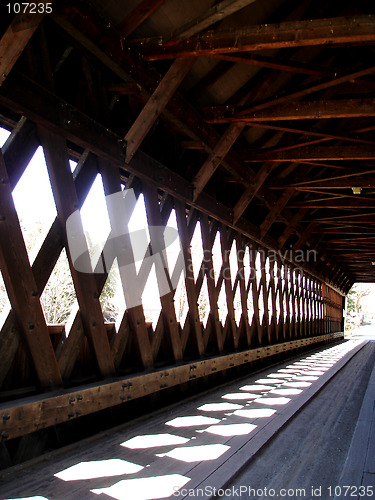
[1,431,9,439]
[2,413,10,421]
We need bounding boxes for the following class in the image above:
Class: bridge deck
[0,331,374,500]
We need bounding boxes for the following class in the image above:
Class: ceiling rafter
[206,97,375,124]
[136,15,375,60]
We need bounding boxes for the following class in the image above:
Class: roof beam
[167,0,258,42]
[137,15,375,60]
[208,53,326,77]
[245,146,375,162]
[193,123,246,200]
[116,0,166,39]
[125,57,195,163]
[233,162,275,223]
[290,198,375,209]
[260,187,294,239]
[246,122,375,148]
[0,3,50,87]
[207,98,375,124]
[278,209,309,248]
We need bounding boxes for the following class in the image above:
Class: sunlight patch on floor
[234,408,277,419]
[221,392,258,400]
[198,403,243,411]
[165,416,220,427]
[120,434,189,449]
[91,474,190,500]
[202,423,257,436]
[55,458,143,481]
[157,444,230,462]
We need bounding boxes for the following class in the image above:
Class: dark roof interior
[2,0,375,292]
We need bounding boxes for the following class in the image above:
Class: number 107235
[6,3,53,14]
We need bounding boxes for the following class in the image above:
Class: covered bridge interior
[0,0,375,494]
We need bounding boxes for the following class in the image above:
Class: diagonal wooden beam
[260,187,294,239]
[278,209,309,248]
[116,0,166,39]
[193,123,246,200]
[125,57,195,163]
[166,0,258,42]
[0,149,62,388]
[0,2,52,87]
[138,15,375,60]
[39,127,116,378]
[233,162,275,223]
[207,98,375,124]
[245,146,375,162]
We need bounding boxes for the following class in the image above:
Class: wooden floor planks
[0,338,373,500]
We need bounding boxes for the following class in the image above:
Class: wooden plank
[99,161,154,370]
[0,2,52,86]
[0,332,344,441]
[175,200,204,356]
[0,150,62,388]
[38,127,115,377]
[208,97,375,124]
[116,0,166,38]
[138,15,375,60]
[233,162,275,223]
[260,188,294,239]
[193,123,246,200]
[125,58,195,163]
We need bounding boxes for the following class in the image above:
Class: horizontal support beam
[290,198,375,209]
[245,146,375,162]
[136,15,375,60]
[0,333,343,440]
[206,99,375,123]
